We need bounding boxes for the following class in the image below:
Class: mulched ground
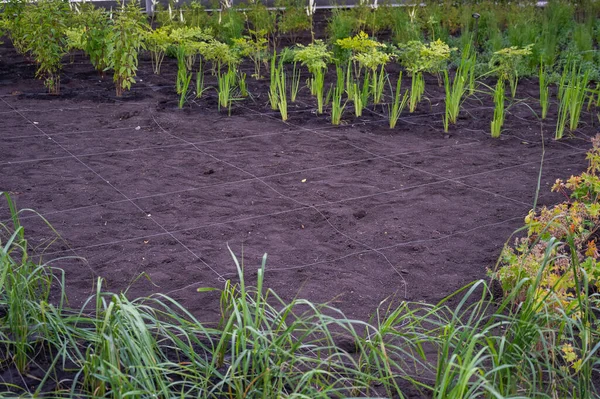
[0,38,596,326]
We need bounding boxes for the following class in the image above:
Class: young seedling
[491,79,505,138]
[539,61,549,120]
[290,62,301,103]
[330,66,347,125]
[388,73,409,129]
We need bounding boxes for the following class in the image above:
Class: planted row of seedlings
[2,138,600,396]
[1,0,599,138]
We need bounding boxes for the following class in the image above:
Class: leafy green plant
[398,39,455,86]
[217,67,238,112]
[294,40,332,114]
[489,45,533,99]
[233,34,268,79]
[106,2,147,97]
[354,48,391,105]
[327,8,356,43]
[145,26,172,75]
[177,46,193,108]
[490,79,505,138]
[269,53,279,110]
[246,1,276,43]
[169,27,212,106]
[388,73,408,129]
[398,39,454,112]
[77,4,111,76]
[19,0,70,94]
[276,0,311,42]
[274,64,288,121]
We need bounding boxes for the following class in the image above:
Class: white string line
[169,214,526,297]
[2,124,488,220]
[242,106,537,207]
[0,97,227,283]
[4,130,584,240]
[9,145,582,257]
[26,158,543,258]
[252,103,591,206]
[7,99,588,290]
[151,114,410,297]
[0,129,287,166]
[3,125,154,141]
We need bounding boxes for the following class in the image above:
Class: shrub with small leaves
[19,0,70,94]
[106,2,147,97]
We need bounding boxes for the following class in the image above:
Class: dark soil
[0,36,595,333]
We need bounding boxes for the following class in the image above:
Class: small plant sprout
[489,44,533,98]
[539,61,549,120]
[491,79,505,138]
[269,52,279,110]
[388,73,409,129]
[329,66,347,125]
[290,62,301,102]
[294,40,332,114]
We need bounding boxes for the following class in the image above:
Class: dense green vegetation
[1,0,599,133]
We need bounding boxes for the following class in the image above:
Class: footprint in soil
[118,110,140,120]
[352,210,367,220]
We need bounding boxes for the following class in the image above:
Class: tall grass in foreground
[0,189,599,398]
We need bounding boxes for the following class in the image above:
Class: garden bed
[0,37,594,327]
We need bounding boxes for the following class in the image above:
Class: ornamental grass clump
[443,41,475,132]
[556,62,591,139]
